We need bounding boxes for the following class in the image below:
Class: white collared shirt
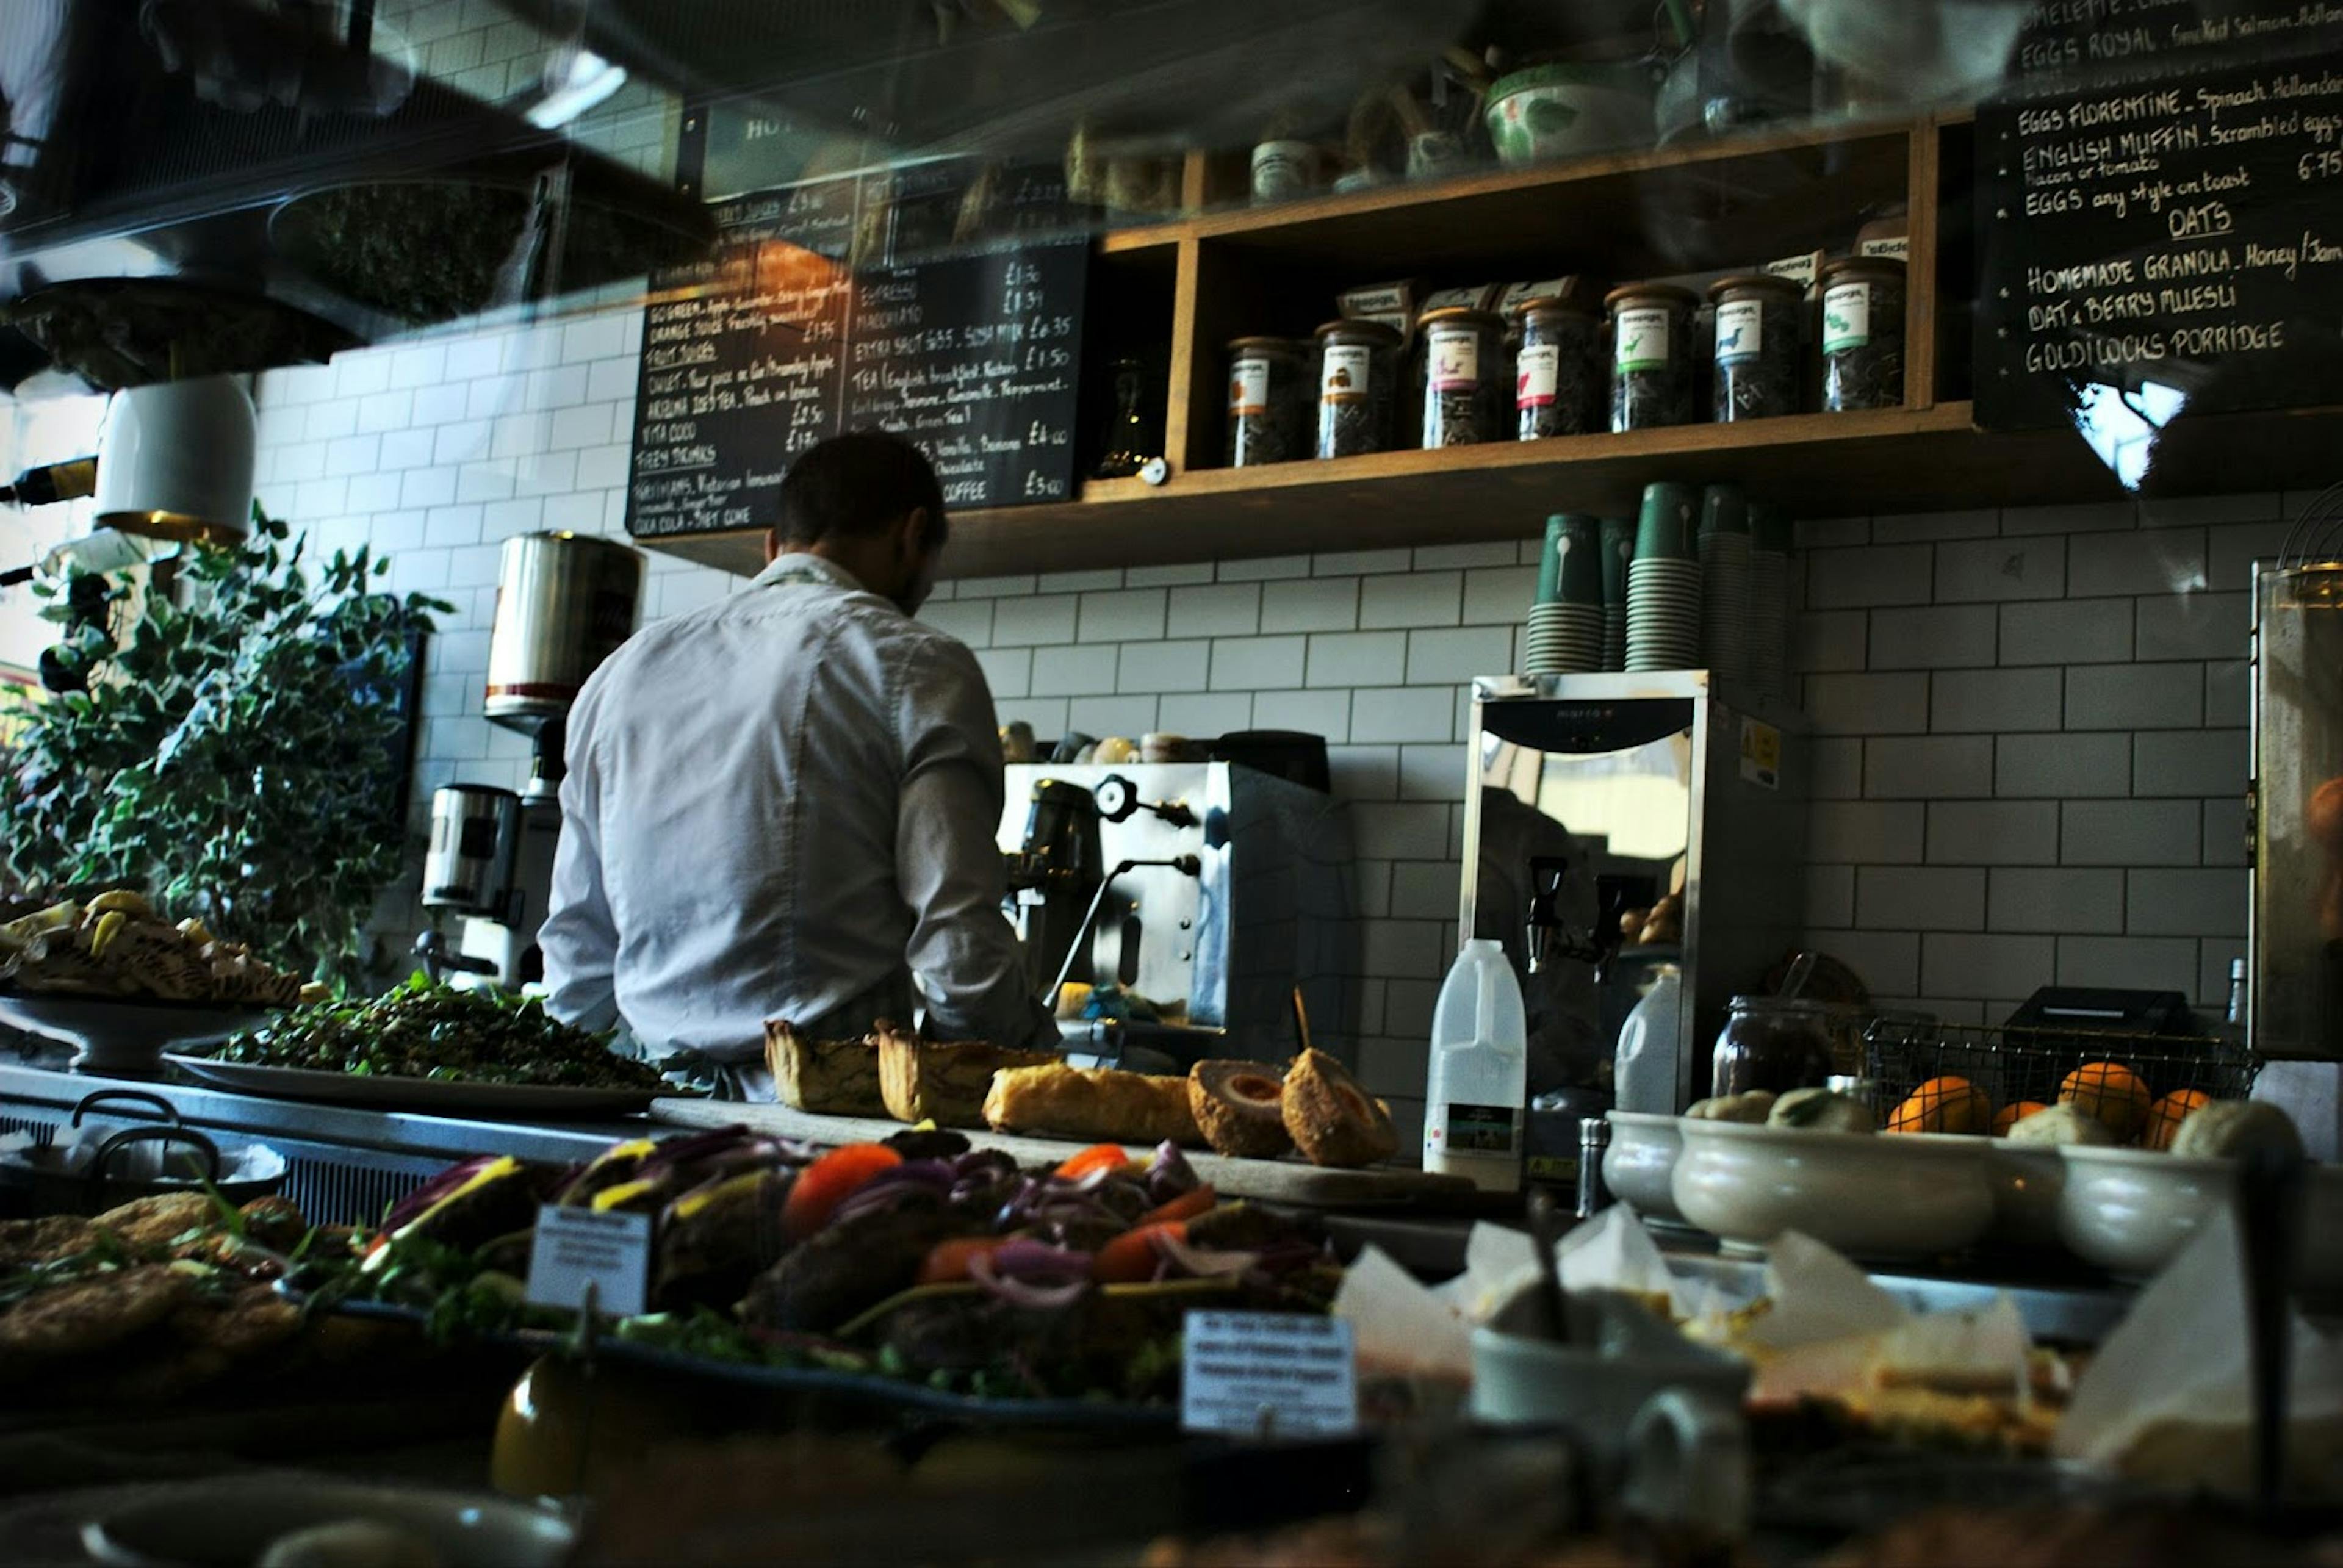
[540,552,1055,1063]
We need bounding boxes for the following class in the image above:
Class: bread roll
[982,1064,1203,1146]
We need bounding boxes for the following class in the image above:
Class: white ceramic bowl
[1471,1285,1749,1450]
[1603,1111,1685,1223]
[83,1478,572,1567]
[1671,1120,1996,1260]
[1483,62,1657,165]
[1982,1142,2065,1251]
[0,993,270,1076]
[2057,1145,2343,1292]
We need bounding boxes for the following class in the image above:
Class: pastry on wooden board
[1281,1049,1397,1167]
[875,1023,1057,1127]
[982,1063,1203,1146]
[763,1021,884,1116]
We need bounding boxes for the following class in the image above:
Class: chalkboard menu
[1977,7,2343,429]
[625,170,1087,537]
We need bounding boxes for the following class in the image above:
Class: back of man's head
[779,430,947,550]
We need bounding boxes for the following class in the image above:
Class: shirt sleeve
[540,715,622,1034]
[894,636,1059,1048]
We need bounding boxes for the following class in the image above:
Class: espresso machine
[998,761,1355,1070]
[1462,671,1808,1113]
[417,531,642,989]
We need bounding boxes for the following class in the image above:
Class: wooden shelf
[638,398,2343,581]
[1096,116,1902,256]
[631,111,2336,583]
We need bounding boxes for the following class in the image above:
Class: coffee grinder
[417,531,642,988]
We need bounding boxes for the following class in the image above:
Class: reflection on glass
[2073,379,2187,490]
[1477,727,1695,1098]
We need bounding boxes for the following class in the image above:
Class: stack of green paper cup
[1626,481,1702,671]
[1599,516,1633,671]
[1527,514,1604,674]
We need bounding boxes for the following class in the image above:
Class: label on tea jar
[1321,343,1373,403]
[1229,358,1272,416]
[1823,283,1872,354]
[1516,343,1558,407]
[1715,300,1764,364]
[1614,306,1671,372]
[1429,332,1480,392]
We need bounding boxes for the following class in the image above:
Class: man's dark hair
[778,430,947,549]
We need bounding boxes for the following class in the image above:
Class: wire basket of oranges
[1862,1019,2259,1148]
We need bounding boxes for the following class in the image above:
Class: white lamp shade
[93,375,256,541]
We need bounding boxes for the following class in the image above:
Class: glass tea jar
[1604,282,1697,432]
[1711,996,1845,1099]
[1314,319,1402,458]
[1514,297,1601,441]
[1418,306,1505,448]
[1225,336,1309,466]
[1818,256,1906,412]
[1707,274,1804,423]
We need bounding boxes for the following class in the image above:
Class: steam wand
[1042,855,1202,1007]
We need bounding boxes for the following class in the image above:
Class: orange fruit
[2060,1062,2154,1143]
[1888,1076,1993,1135]
[1992,1100,2051,1137]
[2145,1088,2212,1151]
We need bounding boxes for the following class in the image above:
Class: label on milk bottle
[1428,1102,1521,1156]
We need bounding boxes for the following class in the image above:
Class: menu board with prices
[1977,5,2343,429]
[625,168,1088,537]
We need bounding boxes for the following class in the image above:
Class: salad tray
[166,1055,666,1117]
[288,1289,1179,1430]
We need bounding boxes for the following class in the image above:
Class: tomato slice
[1136,1184,1216,1229]
[1053,1143,1134,1181]
[917,1237,1008,1286]
[1093,1220,1185,1285]
[780,1143,902,1240]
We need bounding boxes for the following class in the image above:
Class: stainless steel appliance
[1462,672,1808,1113]
[486,531,644,802]
[997,761,1355,1069]
[2251,559,2343,1058]
[421,784,522,916]
[417,533,642,988]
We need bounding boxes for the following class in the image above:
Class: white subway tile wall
[1791,503,2270,1027]
[115,302,2270,1127]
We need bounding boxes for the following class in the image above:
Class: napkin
[2054,1205,2343,1495]
[1334,1243,1476,1382]
[1743,1230,1907,1349]
[1556,1205,1700,1320]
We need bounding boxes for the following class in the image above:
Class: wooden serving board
[649,1098,1478,1210]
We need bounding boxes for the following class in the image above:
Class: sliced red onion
[952,1149,1020,1182]
[381,1155,510,1233]
[833,1163,956,1224]
[639,1126,758,1172]
[971,1248,1092,1310]
[989,1237,1093,1282]
[1151,1231,1261,1279]
[1143,1141,1200,1204]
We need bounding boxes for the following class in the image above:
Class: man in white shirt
[541,431,1056,1093]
